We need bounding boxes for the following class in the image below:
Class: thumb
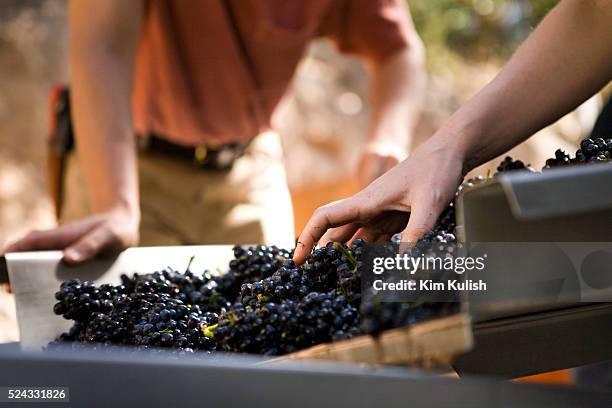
[4,217,102,254]
[63,224,114,264]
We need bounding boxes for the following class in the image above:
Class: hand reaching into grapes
[294,0,612,265]
[3,208,139,264]
[293,139,464,264]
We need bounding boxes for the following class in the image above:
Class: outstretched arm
[294,0,612,264]
[5,0,143,263]
[448,0,612,171]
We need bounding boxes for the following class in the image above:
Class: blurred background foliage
[411,0,559,72]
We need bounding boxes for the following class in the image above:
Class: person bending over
[5,0,426,262]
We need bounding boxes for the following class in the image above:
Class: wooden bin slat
[272,314,472,367]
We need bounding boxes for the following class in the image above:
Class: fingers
[400,197,443,244]
[4,211,137,265]
[349,227,389,245]
[63,223,116,264]
[294,198,365,265]
[3,218,102,254]
[318,223,361,247]
[317,219,394,249]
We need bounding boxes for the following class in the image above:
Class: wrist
[88,186,140,225]
[99,201,140,226]
[427,125,474,177]
[430,105,494,175]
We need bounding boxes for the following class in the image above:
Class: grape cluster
[51,243,367,355]
[212,241,363,354]
[214,246,292,301]
[577,138,612,163]
[52,280,115,321]
[360,301,458,335]
[239,263,312,305]
[50,267,230,352]
[497,156,531,173]
[544,149,571,168]
[214,290,360,355]
[498,137,612,172]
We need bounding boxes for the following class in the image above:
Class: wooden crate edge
[379,314,473,365]
[266,313,472,366]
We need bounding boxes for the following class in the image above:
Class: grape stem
[201,323,218,338]
[185,256,196,273]
[332,243,357,269]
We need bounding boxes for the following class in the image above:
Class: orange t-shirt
[132,0,413,146]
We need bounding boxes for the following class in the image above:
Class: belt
[138,135,247,171]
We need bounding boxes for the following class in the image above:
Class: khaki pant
[61,131,295,248]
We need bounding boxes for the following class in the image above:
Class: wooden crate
[271,313,472,367]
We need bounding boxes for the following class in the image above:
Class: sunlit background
[0,2,609,381]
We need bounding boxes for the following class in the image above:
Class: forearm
[69,0,142,218]
[71,57,139,217]
[437,0,612,171]
[368,42,426,150]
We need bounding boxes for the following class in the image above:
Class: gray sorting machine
[454,163,612,378]
[0,343,611,407]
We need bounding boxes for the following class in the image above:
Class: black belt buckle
[194,144,243,170]
[141,134,246,171]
